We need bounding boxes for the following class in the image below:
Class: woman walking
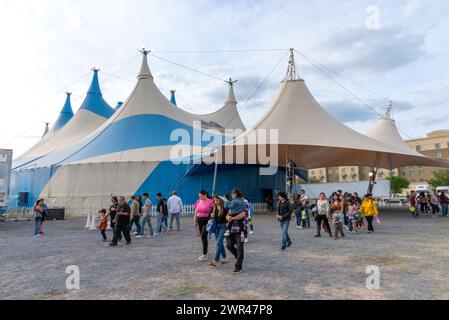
[360,193,378,234]
[33,199,44,237]
[226,189,247,274]
[209,196,229,267]
[315,193,332,237]
[194,191,214,261]
[277,192,293,251]
[38,199,48,235]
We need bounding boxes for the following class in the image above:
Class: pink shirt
[194,198,213,218]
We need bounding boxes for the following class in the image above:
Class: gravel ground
[1,207,449,300]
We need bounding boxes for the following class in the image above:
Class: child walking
[98,209,108,241]
[332,210,345,240]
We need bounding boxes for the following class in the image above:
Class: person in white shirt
[167,191,183,231]
[137,193,154,238]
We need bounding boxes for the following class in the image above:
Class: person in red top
[439,192,448,217]
[98,209,108,241]
[410,191,418,218]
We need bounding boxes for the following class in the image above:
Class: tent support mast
[367,152,382,195]
[388,154,393,207]
[212,151,219,197]
[286,148,296,200]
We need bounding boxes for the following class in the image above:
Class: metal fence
[4,202,273,218]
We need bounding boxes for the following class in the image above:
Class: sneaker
[198,255,208,262]
[299,226,304,229]
[224,231,230,237]
[109,243,117,247]
[135,235,143,238]
[314,234,321,238]
[281,246,287,251]
[296,226,300,229]
[220,259,228,265]
[244,238,249,243]
[126,242,131,245]
[154,233,160,236]
[209,260,217,267]
[133,232,139,236]
[249,231,254,235]
[232,268,242,274]
[146,235,154,238]
[287,242,292,248]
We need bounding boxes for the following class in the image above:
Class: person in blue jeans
[33,199,44,236]
[277,192,293,251]
[209,196,229,267]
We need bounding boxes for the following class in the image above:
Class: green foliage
[428,170,449,189]
[388,176,410,195]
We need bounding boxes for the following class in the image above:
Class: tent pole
[367,152,381,195]
[388,154,393,207]
[212,152,219,197]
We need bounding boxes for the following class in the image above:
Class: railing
[4,202,273,218]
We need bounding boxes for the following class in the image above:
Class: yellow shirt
[360,199,378,217]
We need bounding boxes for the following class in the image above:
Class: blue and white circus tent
[10,51,293,214]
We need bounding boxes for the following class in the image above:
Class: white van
[436,186,449,194]
[415,185,431,193]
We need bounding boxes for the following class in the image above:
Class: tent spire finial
[42,122,50,138]
[285,48,301,82]
[385,100,393,120]
[137,48,153,80]
[225,78,238,103]
[170,89,177,106]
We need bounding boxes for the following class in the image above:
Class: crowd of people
[32,188,384,274]
[409,190,449,218]
[278,190,379,250]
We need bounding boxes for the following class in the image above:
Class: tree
[388,176,410,195]
[428,170,449,188]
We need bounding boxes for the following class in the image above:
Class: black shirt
[213,207,229,225]
[157,199,168,215]
[109,203,118,219]
[116,203,131,227]
[278,200,293,222]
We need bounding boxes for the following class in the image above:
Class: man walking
[277,192,294,251]
[137,193,154,238]
[167,191,183,231]
[156,193,169,234]
[110,196,132,246]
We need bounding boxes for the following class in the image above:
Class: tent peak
[138,48,153,80]
[225,78,238,104]
[170,90,177,106]
[284,48,302,82]
[42,122,50,138]
[384,100,394,121]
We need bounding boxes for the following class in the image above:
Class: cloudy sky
[1,0,449,156]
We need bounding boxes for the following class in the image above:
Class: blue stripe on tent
[12,114,232,170]
[9,165,59,207]
[135,162,286,205]
[53,94,74,132]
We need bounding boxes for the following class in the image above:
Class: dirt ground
[1,207,448,300]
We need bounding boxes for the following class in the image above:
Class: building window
[319,170,323,175]
[341,168,346,174]
[328,169,332,175]
[416,145,422,152]
[419,170,425,177]
[351,167,356,173]
[311,170,315,175]
[435,143,441,149]
[410,171,415,177]
[436,151,442,159]
[361,167,365,173]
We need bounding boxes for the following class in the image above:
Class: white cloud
[1,0,449,157]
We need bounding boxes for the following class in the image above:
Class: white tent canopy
[212,52,449,170]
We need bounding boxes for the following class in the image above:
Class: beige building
[308,130,449,184]
[401,130,449,183]
[308,166,394,183]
